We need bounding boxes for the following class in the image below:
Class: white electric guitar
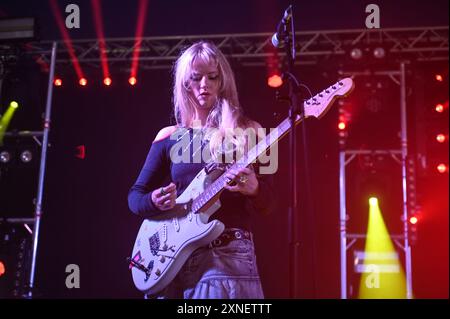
[129,78,354,294]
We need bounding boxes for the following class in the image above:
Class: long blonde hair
[173,41,251,162]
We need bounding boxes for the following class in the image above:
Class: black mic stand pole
[280,5,302,299]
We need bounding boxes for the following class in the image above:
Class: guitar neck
[190,113,304,213]
[190,78,354,213]
[246,114,304,165]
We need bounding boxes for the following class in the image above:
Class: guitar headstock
[304,77,355,119]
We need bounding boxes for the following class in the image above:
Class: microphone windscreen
[271,33,283,48]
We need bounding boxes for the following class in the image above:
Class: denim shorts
[147,228,264,299]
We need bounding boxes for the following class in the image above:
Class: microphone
[271,5,293,48]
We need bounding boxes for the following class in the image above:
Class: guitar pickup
[204,162,218,174]
[204,162,229,174]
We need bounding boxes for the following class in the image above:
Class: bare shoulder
[153,125,177,142]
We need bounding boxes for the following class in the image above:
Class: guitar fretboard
[190,78,352,213]
[191,114,302,213]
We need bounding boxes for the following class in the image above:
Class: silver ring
[160,187,167,196]
[239,175,248,184]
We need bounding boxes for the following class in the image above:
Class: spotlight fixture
[338,121,346,130]
[409,216,418,225]
[373,47,386,59]
[103,77,112,86]
[267,74,283,88]
[437,163,448,173]
[79,78,87,86]
[0,150,11,163]
[129,76,137,86]
[20,150,33,163]
[350,48,363,60]
[436,134,447,143]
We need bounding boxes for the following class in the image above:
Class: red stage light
[338,121,346,130]
[129,76,137,86]
[267,75,283,88]
[437,163,448,173]
[130,0,149,85]
[92,0,110,88]
[54,78,62,86]
[436,134,447,143]
[104,77,112,86]
[409,216,418,225]
[79,78,87,86]
[435,74,443,82]
[435,103,444,113]
[0,261,5,277]
[76,145,86,159]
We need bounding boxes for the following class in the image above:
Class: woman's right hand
[151,182,177,211]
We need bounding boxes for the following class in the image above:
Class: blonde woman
[128,41,274,298]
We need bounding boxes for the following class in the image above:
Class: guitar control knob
[155,269,161,276]
[161,243,168,251]
[159,255,166,263]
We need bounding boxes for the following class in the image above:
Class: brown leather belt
[209,228,252,248]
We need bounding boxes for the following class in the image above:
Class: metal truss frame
[1,44,57,299]
[339,63,414,299]
[25,26,448,70]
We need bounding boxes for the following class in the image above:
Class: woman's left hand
[223,165,259,196]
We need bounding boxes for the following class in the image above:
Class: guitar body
[130,166,225,295]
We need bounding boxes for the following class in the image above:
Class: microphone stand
[278,5,303,298]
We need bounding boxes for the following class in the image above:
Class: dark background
[0,0,448,299]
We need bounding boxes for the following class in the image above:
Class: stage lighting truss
[25,26,448,70]
[338,60,420,299]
